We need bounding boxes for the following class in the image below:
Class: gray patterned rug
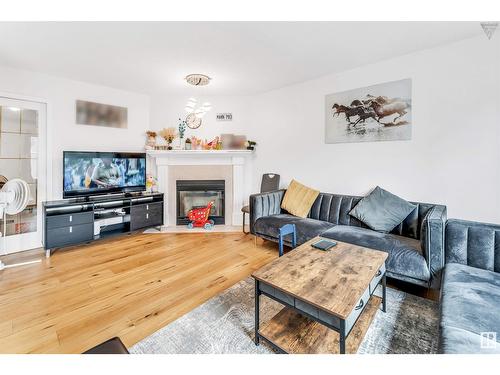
[130,277,439,354]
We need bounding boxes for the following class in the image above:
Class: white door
[0,97,47,254]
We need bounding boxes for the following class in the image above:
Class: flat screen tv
[63,151,146,198]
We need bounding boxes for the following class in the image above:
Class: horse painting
[325,79,412,143]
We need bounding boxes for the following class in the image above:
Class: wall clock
[186,113,202,129]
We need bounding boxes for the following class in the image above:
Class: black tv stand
[42,192,164,258]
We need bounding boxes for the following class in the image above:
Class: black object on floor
[83,337,130,354]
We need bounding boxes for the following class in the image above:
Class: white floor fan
[0,178,41,270]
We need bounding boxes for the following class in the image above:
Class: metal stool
[278,224,296,257]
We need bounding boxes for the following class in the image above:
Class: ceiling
[0,22,483,96]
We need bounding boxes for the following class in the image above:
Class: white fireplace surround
[147,150,254,227]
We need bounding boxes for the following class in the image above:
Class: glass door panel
[0,97,46,253]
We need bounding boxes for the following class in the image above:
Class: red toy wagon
[187,201,215,230]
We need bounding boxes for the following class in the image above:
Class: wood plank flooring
[0,232,277,353]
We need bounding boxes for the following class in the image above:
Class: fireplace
[176,180,225,225]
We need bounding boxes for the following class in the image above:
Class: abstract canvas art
[325,79,412,143]
[76,100,128,129]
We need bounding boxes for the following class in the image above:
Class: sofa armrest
[420,205,447,288]
[249,190,285,235]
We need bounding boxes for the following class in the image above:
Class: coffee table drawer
[345,286,371,334]
[259,282,295,306]
[369,263,386,294]
[295,299,341,328]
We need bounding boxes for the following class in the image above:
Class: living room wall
[250,35,500,222]
[0,65,150,199]
[149,94,257,200]
[149,94,255,142]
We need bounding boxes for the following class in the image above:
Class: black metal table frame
[254,273,386,354]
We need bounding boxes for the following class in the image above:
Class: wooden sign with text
[216,113,233,121]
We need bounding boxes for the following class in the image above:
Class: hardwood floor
[0,232,437,354]
[0,232,277,353]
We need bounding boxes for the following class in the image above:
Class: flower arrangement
[159,127,177,150]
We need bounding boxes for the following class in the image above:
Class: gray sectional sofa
[250,189,447,288]
[439,219,500,353]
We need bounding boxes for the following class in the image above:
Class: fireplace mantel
[147,149,254,228]
[147,149,254,156]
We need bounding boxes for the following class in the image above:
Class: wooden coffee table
[252,236,388,354]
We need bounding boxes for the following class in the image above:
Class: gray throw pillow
[349,186,416,233]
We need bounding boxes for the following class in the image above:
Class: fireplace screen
[176,180,225,225]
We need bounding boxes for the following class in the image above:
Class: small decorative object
[184,97,212,126]
[145,174,157,192]
[232,135,247,149]
[76,100,128,129]
[185,137,192,150]
[326,78,412,144]
[221,134,234,149]
[245,140,257,150]
[145,131,157,150]
[190,136,202,150]
[186,201,215,230]
[205,136,220,150]
[186,113,202,129]
[159,127,177,150]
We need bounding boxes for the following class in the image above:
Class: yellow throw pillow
[281,179,320,218]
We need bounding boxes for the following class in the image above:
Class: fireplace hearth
[176,180,225,225]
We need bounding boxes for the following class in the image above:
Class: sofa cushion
[321,225,430,282]
[439,263,500,353]
[281,180,320,218]
[349,186,416,233]
[254,214,334,245]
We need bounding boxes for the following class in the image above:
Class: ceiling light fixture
[185,74,211,86]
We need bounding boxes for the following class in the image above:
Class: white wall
[150,94,255,141]
[4,33,498,224]
[149,94,257,201]
[0,65,150,199]
[250,36,500,223]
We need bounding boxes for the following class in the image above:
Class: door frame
[0,92,51,254]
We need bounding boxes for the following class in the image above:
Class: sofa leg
[242,212,249,234]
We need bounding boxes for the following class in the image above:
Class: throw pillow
[281,179,320,218]
[349,186,416,233]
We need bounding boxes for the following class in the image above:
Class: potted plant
[246,140,257,150]
[178,118,187,149]
[185,137,192,150]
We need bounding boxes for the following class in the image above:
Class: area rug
[130,277,439,354]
